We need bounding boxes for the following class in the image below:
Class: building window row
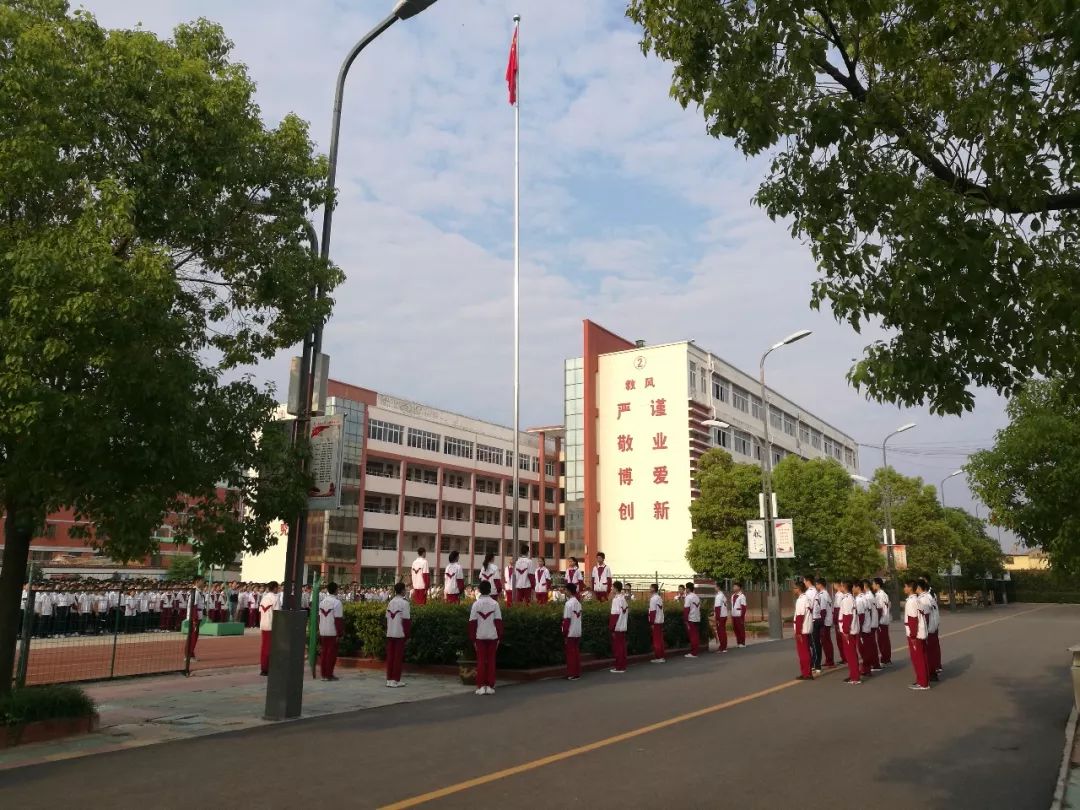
[369,419,403,444]
[407,427,440,453]
[444,436,474,459]
[477,443,504,465]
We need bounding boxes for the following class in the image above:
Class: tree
[165,555,202,582]
[0,2,340,692]
[686,450,766,582]
[771,456,881,579]
[967,379,1080,574]
[628,1,1080,415]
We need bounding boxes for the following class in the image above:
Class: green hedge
[1012,591,1080,604]
[1,685,96,727]
[342,600,712,669]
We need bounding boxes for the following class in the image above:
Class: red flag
[506,28,518,105]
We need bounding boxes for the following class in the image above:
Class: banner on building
[308,415,345,511]
[773,518,795,559]
[746,520,767,559]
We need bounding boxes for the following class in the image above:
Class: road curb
[1051,704,1078,810]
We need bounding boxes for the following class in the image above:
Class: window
[406,465,438,485]
[505,451,514,467]
[475,477,500,494]
[824,436,835,457]
[769,406,783,430]
[732,387,750,413]
[783,414,797,437]
[403,500,437,519]
[362,531,397,551]
[810,429,822,449]
[714,427,730,449]
[368,419,403,444]
[532,456,540,473]
[733,430,752,456]
[799,424,811,445]
[753,439,763,461]
[519,453,533,471]
[342,461,362,480]
[364,495,397,514]
[689,362,697,392]
[699,366,707,393]
[545,461,555,477]
[444,471,469,489]
[476,508,501,525]
[751,395,763,420]
[444,436,474,459]
[365,459,399,479]
[328,515,359,534]
[407,427,440,452]
[845,447,856,467]
[477,444,504,465]
[441,503,470,522]
[713,378,729,403]
[545,487,556,504]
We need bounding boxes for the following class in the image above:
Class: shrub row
[1007,570,1078,592]
[342,600,714,669]
[1012,591,1080,604]
[0,685,96,727]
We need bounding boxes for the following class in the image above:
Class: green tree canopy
[0,1,340,690]
[628,0,1080,415]
[165,555,202,582]
[967,379,1080,574]
[686,449,765,582]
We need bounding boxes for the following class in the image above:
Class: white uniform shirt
[714,590,729,617]
[905,593,927,639]
[469,595,503,640]
[868,591,880,630]
[840,592,858,634]
[805,585,820,619]
[562,597,583,638]
[928,593,940,633]
[918,591,937,632]
[317,594,343,637]
[410,557,430,591]
[817,589,833,626]
[259,591,280,631]
[386,596,411,638]
[566,567,584,589]
[512,556,536,590]
[795,592,813,633]
[591,564,612,594]
[610,593,629,632]
[535,566,552,594]
[856,592,872,633]
[79,592,94,614]
[123,595,137,616]
[479,563,500,591]
[443,563,463,595]
[54,592,73,609]
[649,592,665,624]
[875,589,891,625]
[684,592,702,623]
[731,592,747,618]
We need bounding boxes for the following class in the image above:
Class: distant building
[564,320,860,579]
[1004,551,1050,572]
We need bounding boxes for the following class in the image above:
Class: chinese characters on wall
[616,373,670,523]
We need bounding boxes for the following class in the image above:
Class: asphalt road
[1,604,1075,809]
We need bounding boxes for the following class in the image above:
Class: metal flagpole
[510,14,521,598]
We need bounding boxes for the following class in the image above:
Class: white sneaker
[650,658,666,664]
[685,653,698,659]
[386,680,395,687]
[485,686,495,695]
[609,668,625,674]
[475,688,485,695]
[737,643,746,648]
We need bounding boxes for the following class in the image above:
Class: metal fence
[12,584,195,687]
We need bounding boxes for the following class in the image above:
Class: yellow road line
[378,606,1046,809]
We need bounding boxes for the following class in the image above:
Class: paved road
[1,604,1075,809]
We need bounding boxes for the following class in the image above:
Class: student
[683,582,702,658]
[301,584,313,613]
[713,584,729,653]
[918,579,941,681]
[504,561,515,606]
[479,553,501,600]
[468,581,503,695]
[318,582,345,681]
[872,577,892,666]
[863,579,881,671]
[512,544,536,604]
[803,575,822,673]
[851,581,872,679]
[186,576,205,660]
[648,583,666,663]
[443,551,464,604]
[609,581,630,673]
[385,582,411,688]
[534,557,552,604]
[259,581,281,676]
[905,580,930,690]
[815,578,835,667]
[832,581,846,664]
[730,582,748,647]
[562,583,583,680]
[565,557,585,594]
[410,548,431,605]
[838,581,861,684]
[793,581,813,680]
[591,553,612,602]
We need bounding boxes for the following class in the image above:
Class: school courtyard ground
[0,604,1076,808]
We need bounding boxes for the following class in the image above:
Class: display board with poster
[773,518,795,559]
[308,415,345,511]
[746,520,767,559]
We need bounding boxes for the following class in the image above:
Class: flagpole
[510,13,521,598]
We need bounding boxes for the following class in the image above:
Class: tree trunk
[0,497,33,696]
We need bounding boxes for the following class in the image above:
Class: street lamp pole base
[767,593,783,640]
[264,609,307,721]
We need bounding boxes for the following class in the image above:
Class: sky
[80,0,1018,551]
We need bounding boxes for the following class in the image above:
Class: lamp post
[939,469,964,508]
[269,0,441,722]
[881,422,916,619]
[758,330,812,640]
[939,470,963,613]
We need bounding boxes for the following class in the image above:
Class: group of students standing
[791,575,942,690]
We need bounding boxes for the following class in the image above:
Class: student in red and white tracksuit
[410,549,431,605]
[186,578,206,659]
[815,578,835,667]
[852,582,873,678]
[318,582,344,681]
[648,584,666,663]
[905,581,930,690]
[259,582,282,676]
[469,582,503,694]
[839,581,861,684]
[385,583,411,687]
[479,553,500,600]
[863,579,881,670]
[562,584,583,680]
[872,577,892,666]
[565,557,585,595]
[683,582,702,657]
[713,587,729,653]
[920,580,942,681]
[443,551,464,604]
[512,546,536,604]
[591,553,612,602]
[534,559,552,604]
[730,584,748,647]
[793,582,814,679]
[609,583,630,673]
[832,583,847,664]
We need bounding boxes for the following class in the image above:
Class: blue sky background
[80,0,1018,551]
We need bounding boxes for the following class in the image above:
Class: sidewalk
[0,664,477,771]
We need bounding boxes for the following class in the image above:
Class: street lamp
[759,329,812,640]
[881,422,916,618]
[939,469,964,508]
[271,0,441,722]
[850,474,870,484]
